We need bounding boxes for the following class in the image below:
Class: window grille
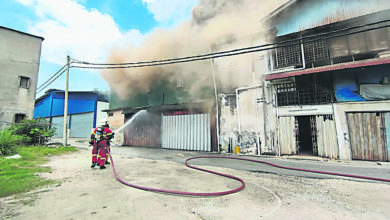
[303,39,330,66]
[273,40,302,69]
[276,77,334,107]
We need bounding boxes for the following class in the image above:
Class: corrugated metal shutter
[316,115,339,159]
[278,116,297,155]
[52,116,64,137]
[162,114,211,151]
[70,112,94,138]
[347,112,387,161]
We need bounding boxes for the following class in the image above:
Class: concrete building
[34,89,109,138]
[262,0,390,161]
[218,0,390,162]
[0,26,44,127]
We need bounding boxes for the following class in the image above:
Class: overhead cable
[36,67,67,94]
[70,19,390,69]
[36,64,68,91]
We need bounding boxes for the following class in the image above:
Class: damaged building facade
[106,0,390,162]
[106,77,218,152]
[219,0,390,162]
[254,0,390,161]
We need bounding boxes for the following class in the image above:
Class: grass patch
[0,145,78,197]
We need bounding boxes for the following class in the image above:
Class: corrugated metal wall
[162,114,211,151]
[347,112,388,161]
[316,115,339,159]
[278,116,297,154]
[274,0,390,36]
[124,112,161,147]
[69,112,94,138]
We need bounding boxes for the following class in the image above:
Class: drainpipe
[209,54,220,153]
[275,89,281,156]
[235,85,263,134]
[236,84,263,154]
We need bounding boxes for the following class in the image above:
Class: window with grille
[276,73,334,107]
[19,76,30,89]
[303,39,330,67]
[273,40,302,69]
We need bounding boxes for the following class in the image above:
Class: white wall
[0,27,43,125]
[96,101,109,126]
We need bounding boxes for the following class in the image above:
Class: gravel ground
[1,146,390,220]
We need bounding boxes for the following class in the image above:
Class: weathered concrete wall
[0,27,43,125]
[219,94,238,153]
[236,87,264,154]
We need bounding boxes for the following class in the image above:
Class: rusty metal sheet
[124,112,161,147]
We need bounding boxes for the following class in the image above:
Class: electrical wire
[70,19,390,70]
[36,68,67,94]
[36,64,68,91]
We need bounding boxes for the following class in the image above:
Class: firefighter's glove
[89,141,94,145]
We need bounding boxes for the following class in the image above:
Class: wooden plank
[368,113,375,160]
[385,113,390,161]
[347,113,358,159]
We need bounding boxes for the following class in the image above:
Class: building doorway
[296,116,318,156]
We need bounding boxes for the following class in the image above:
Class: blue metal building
[34,89,109,138]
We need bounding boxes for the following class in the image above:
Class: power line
[70,22,390,70]
[37,64,67,91]
[36,67,67,94]
[70,19,390,69]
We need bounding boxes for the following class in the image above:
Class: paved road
[65,138,390,184]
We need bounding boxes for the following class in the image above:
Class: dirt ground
[1,148,390,220]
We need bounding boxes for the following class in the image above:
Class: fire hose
[108,151,390,196]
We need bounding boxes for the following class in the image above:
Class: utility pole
[63,55,70,147]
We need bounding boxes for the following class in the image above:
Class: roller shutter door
[70,112,94,138]
[52,116,64,137]
[162,114,211,151]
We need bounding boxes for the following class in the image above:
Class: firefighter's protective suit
[90,121,114,169]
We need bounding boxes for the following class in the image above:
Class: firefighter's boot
[91,162,97,168]
[105,161,110,165]
[100,165,106,170]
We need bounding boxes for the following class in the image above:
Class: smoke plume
[101,0,289,99]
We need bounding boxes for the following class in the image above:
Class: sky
[0,0,198,97]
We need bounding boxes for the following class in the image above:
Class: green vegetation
[0,119,55,156]
[9,119,56,146]
[0,129,23,156]
[0,145,78,197]
[0,119,75,197]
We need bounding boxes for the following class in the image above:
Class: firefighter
[90,119,114,169]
